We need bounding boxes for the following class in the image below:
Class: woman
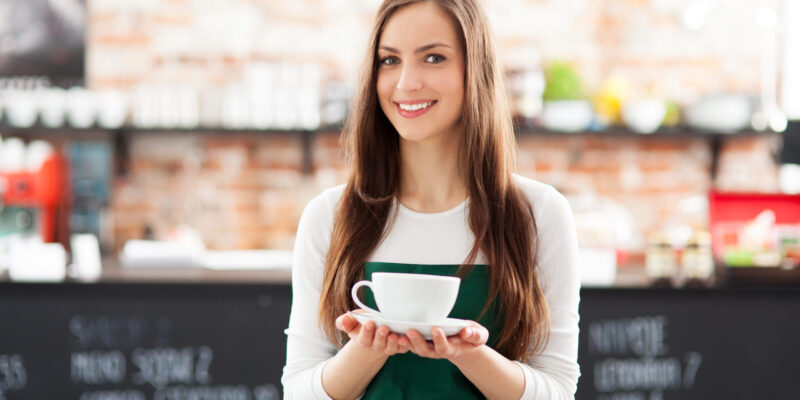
[282,0,580,399]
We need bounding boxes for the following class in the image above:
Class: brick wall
[91,0,787,252]
[89,0,784,103]
[110,131,780,252]
[113,132,313,252]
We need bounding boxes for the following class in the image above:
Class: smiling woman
[375,3,464,144]
[282,1,581,399]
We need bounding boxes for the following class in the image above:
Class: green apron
[360,262,502,400]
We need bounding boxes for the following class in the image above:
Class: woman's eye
[380,56,399,66]
[425,54,446,64]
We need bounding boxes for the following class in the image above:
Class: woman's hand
[402,321,489,362]
[335,311,410,356]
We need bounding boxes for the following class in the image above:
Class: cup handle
[351,280,380,314]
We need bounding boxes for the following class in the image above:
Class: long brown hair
[318,0,549,362]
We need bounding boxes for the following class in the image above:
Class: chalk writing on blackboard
[70,316,149,350]
[71,350,127,384]
[132,346,214,388]
[78,390,145,400]
[75,384,282,400]
[588,316,703,400]
[0,354,27,400]
[69,315,176,351]
[66,315,280,400]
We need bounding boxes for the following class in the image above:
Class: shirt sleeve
[281,189,339,400]
[517,186,582,399]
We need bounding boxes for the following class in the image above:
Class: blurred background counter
[92,258,292,284]
[2,0,800,288]
[3,3,800,399]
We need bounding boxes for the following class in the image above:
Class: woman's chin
[396,130,434,143]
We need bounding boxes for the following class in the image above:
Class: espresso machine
[0,151,67,243]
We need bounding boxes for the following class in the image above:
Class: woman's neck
[398,134,467,213]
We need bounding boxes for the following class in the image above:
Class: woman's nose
[396,63,423,92]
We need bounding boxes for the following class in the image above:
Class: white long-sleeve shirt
[282,174,581,399]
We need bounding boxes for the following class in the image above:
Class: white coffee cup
[97,90,129,129]
[39,87,66,128]
[351,272,461,323]
[4,89,38,128]
[66,87,97,128]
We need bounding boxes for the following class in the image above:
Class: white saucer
[350,310,471,340]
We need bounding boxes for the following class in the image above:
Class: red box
[709,191,800,261]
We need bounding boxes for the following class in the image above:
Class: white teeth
[398,101,433,111]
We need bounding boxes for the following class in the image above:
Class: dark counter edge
[0,280,293,301]
[3,281,800,295]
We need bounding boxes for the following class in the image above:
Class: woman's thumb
[336,312,357,332]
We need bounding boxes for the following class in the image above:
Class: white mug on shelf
[222,83,249,129]
[199,87,222,128]
[39,87,67,128]
[25,140,54,172]
[66,87,97,129]
[157,84,180,129]
[0,137,26,172]
[4,89,38,128]
[97,90,129,129]
[177,86,199,129]
[132,84,158,128]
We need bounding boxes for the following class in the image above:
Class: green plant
[542,62,585,101]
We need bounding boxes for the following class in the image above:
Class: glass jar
[681,231,715,287]
[645,232,677,287]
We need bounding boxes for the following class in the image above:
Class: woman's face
[376,2,465,144]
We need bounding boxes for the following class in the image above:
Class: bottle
[645,232,677,287]
[681,231,715,287]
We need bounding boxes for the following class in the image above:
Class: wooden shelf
[0,120,784,138]
[1,122,784,178]
[515,124,781,138]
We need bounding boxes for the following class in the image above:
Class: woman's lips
[395,100,437,119]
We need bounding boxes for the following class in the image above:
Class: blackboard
[0,283,291,400]
[577,288,800,400]
[3,283,800,400]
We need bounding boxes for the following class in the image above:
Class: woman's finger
[397,337,409,354]
[335,313,357,333]
[460,326,489,345]
[473,327,489,345]
[449,337,464,346]
[407,329,435,358]
[398,336,411,352]
[358,320,376,347]
[431,327,452,357]
[384,333,399,355]
[334,314,344,330]
[372,325,390,351]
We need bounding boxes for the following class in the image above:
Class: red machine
[0,154,68,243]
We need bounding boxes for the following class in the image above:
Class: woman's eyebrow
[378,43,452,54]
